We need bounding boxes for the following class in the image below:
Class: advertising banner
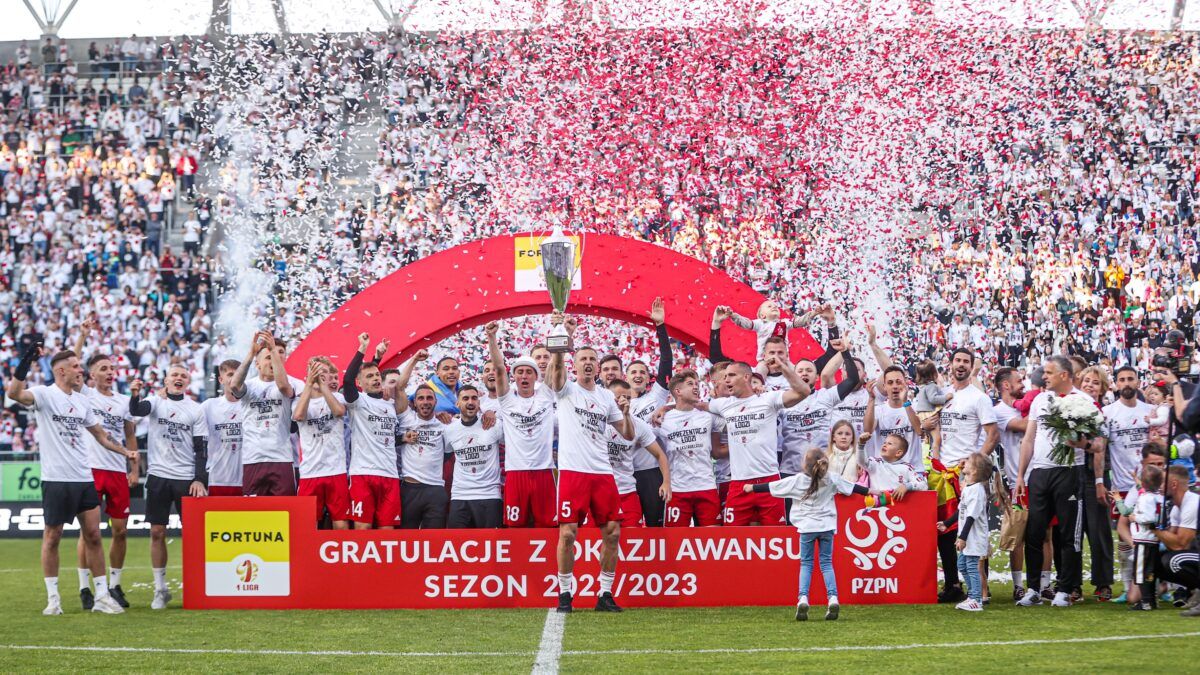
[183,492,937,610]
[0,462,42,501]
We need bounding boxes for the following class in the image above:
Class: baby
[724,301,829,364]
[912,359,953,417]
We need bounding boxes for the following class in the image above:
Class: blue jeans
[799,531,836,600]
[957,553,981,602]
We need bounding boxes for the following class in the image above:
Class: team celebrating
[11,298,1200,618]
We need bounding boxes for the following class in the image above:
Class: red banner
[182,492,936,609]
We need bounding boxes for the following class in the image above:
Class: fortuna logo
[844,508,908,571]
[209,530,286,543]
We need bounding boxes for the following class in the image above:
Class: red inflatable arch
[286,234,821,376]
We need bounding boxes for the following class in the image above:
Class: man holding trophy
[539,228,637,613]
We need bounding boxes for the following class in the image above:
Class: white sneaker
[151,588,172,610]
[42,597,63,615]
[1016,588,1042,606]
[91,593,124,614]
[955,598,983,612]
[1051,592,1071,607]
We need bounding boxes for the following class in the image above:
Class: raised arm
[834,347,861,400]
[5,342,42,407]
[709,306,730,364]
[772,356,812,408]
[292,362,320,421]
[863,392,877,434]
[727,309,753,330]
[393,348,427,414]
[319,376,345,418]
[342,333,367,404]
[127,379,151,417]
[228,331,263,399]
[73,317,97,362]
[263,333,293,399]
[485,321,508,398]
[545,313,571,393]
[865,321,894,371]
[651,297,672,389]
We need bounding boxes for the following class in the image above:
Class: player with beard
[606,378,672,527]
[777,341,860,489]
[129,365,208,610]
[658,370,726,526]
[202,360,244,497]
[628,297,673,526]
[479,359,502,415]
[229,331,301,496]
[396,351,450,529]
[548,314,636,613]
[71,321,139,610]
[710,357,812,526]
[9,345,137,615]
[1100,366,1152,602]
[343,334,404,530]
[991,366,1039,600]
[443,386,504,528]
[486,322,558,528]
[293,358,350,529]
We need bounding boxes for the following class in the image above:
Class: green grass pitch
[0,538,1195,673]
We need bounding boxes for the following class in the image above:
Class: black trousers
[634,468,665,527]
[938,531,959,587]
[401,482,448,529]
[1158,550,1200,591]
[1081,465,1114,588]
[1024,466,1083,594]
[447,499,502,528]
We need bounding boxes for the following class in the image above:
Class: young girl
[912,360,953,416]
[827,420,861,483]
[954,452,992,612]
[745,447,869,621]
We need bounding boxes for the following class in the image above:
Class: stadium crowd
[0,25,1199,618]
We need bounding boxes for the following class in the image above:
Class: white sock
[1012,571,1024,588]
[599,571,615,595]
[153,568,168,592]
[1041,571,1052,587]
[44,577,59,600]
[77,568,91,591]
[828,595,839,606]
[110,568,122,587]
[557,573,573,596]
[94,575,109,598]
[799,595,808,605]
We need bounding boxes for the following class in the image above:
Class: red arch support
[287,234,821,375]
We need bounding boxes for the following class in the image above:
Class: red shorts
[349,474,402,527]
[208,486,243,497]
[92,469,130,520]
[557,470,620,526]
[666,489,721,527]
[724,476,784,526]
[503,469,558,528]
[299,474,351,522]
[618,491,644,528]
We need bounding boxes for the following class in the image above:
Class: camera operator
[1150,331,1196,435]
[1154,465,1200,616]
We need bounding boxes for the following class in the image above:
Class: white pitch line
[4,631,1199,660]
[531,608,566,674]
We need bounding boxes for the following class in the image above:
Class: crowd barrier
[182,492,936,609]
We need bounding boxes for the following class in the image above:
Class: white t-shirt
[397,409,446,485]
[861,456,925,492]
[606,417,658,494]
[1102,399,1152,492]
[143,394,207,481]
[768,472,856,532]
[867,401,923,469]
[29,384,98,482]
[657,408,724,492]
[202,396,243,488]
[957,482,989,556]
[295,394,347,479]
[778,387,839,475]
[832,387,870,438]
[1168,491,1200,530]
[763,372,788,392]
[937,385,997,465]
[631,383,671,471]
[1028,389,1093,470]
[710,391,786,481]
[497,386,555,471]
[1127,490,1163,543]
[992,400,1025,485]
[82,386,132,473]
[239,377,300,464]
[553,380,623,475]
[346,394,398,478]
[443,418,503,500]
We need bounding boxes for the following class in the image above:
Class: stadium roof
[1,0,1196,41]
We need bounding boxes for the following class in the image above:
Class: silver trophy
[540,226,578,353]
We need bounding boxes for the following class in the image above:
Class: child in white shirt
[828,420,861,483]
[746,447,868,621]
[1128,464,1165,611]
[724,301,824,365]
[856,431,926,494]
[954,453,992,611]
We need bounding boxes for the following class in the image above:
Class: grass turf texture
[0,538,1194,673]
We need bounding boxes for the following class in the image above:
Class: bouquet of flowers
[1041,394,1105,466]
